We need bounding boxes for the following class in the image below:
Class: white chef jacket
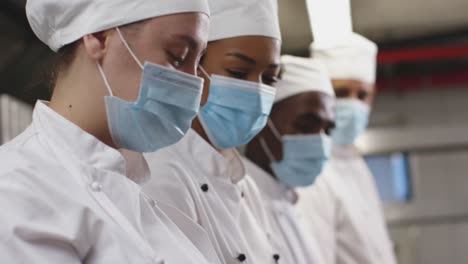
[144,129,281,264]
[296,145,397,264]
[0,101,220,264]
[244,158,325,264]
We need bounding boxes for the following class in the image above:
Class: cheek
[247,72,262,83]
[201,56,225,76]
[198,61,220,106]
[102,49,143,102]
[366,93,376,106]
[200,77,211,106]
[279,121,297,135]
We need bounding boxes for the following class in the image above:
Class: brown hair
[47,41,80,89]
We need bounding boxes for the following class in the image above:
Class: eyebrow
[170,34,200,49]
[225,52,281,70]
[301,112,335,124]
[225,52,257,65]
[300,113,322,122]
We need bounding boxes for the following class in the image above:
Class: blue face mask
[260,120,332,188]
[198,68,276,149]
[332,99,370,146]
[97,28,204,153]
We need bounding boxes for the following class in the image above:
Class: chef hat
[26,0,210,52]
[275,55,334,103]
[306,0,353,49]
[208,0,281,41]
[310,33,378,84]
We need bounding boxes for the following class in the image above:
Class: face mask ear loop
[267,119,283,141]
[198,65,212,81]
[259,136,277,162]
[116,27,144,70]
[96,63,114,97]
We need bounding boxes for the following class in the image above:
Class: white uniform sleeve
[0,174,82,264]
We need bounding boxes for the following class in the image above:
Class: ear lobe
[83,31,110,61]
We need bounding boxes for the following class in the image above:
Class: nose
[185,65,198,76]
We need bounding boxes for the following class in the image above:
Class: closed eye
[168,52,185,68]
[225,69,248,80]
[263,76,278,86]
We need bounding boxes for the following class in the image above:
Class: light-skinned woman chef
[143,0,282,263]
[296,33,398,264]
[0,0,224,263]
[244,55,335,264]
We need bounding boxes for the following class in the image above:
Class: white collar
[33,101,150,183]
[332,144,360,159]
[244,158,298,204]
[173,129,246,184]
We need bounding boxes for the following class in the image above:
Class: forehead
[272,92,334,118]
[332,79,375,92]
[142,13,210,40]
[206,36,281,62]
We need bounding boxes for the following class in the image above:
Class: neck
[192,117,221,152]
[245,138,275,177]
[49,63,115,148]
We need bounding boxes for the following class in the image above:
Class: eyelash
[168,52,186,68]
[263,77,278,86]
[225,69,248,80]
[225,69,279,85]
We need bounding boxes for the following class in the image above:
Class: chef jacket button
[273,254,280,262]
[90,181,103,192]
[241,191,245,198]
[236,253,246,262]
[201,184,209,192]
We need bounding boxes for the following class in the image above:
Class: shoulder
[0,149,96,261]
[0,144,93,217]
[0,126,59,180]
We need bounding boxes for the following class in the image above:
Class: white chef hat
[208,0,281,41]
[310,33,378,84]
[26,0,210,52]
[275,55,334,103]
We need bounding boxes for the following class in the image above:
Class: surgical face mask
[260,120,332,188]
[97,28,204,153]
[331,99,370,146]
[198,67,276,149]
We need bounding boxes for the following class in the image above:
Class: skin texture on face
[198,36,281,105]
[49,12,210,148]
[98,13,210,102]
[246,91,335,176]
[332,79,375,106]
[192,36,281,146]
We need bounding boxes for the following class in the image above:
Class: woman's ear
[83,30,112,61]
